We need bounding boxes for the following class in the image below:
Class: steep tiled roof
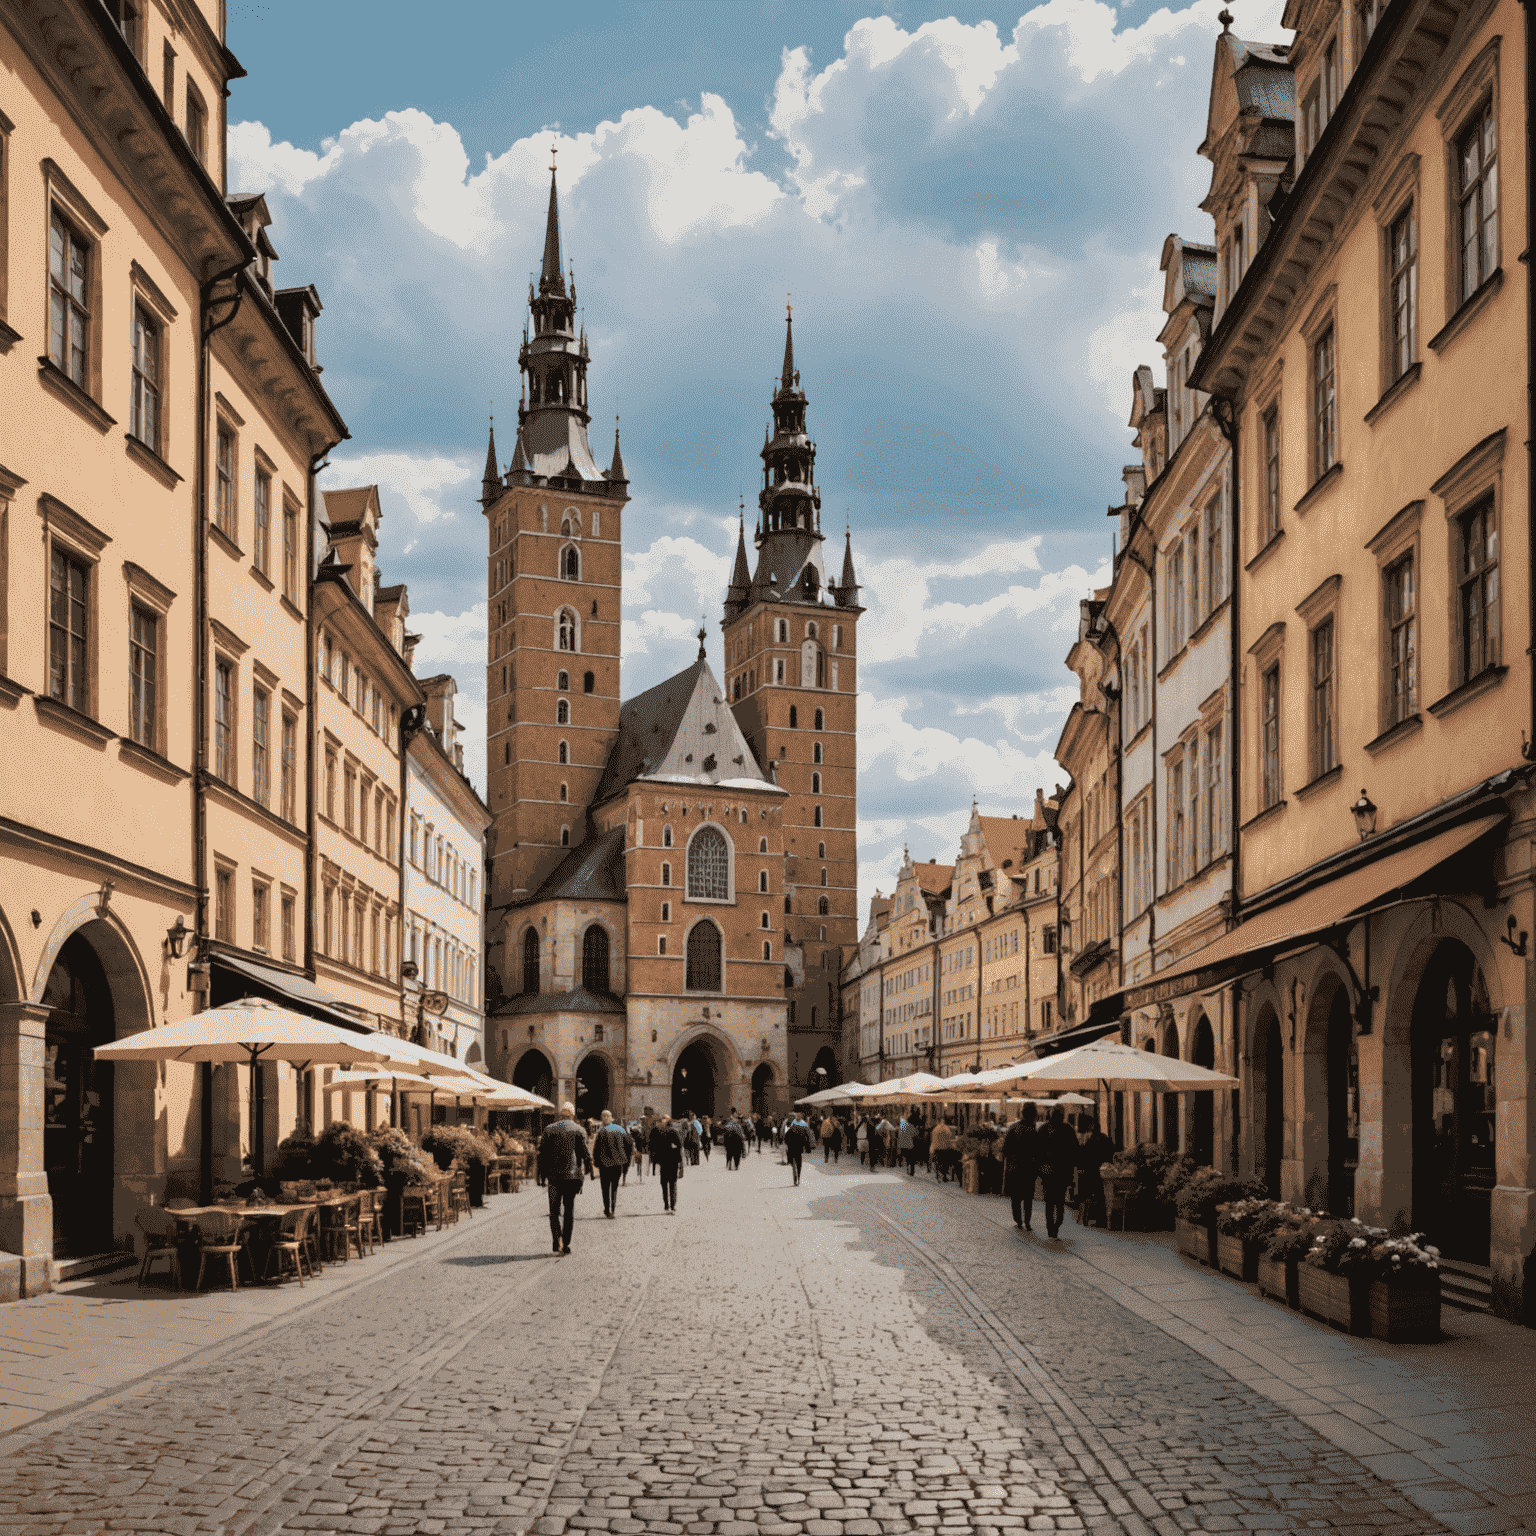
[495,984,625,1018]
[527,824,628,904]
[320,486,376,525]
[913,862,954,895]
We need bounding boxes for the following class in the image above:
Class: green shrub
[1175,1168,1263,1224]
[368,1126,431,1190]
[314,1121,383,1187]
[272,1128,318,1181]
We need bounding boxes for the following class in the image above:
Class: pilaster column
[0,1002,54,1285]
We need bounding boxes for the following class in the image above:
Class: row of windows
[732,651,841,699]
[212,865,297,963]
[214,421,302,601]
[407,815,477,908]
[1167,492,1227,656]
[488,507,604,551]
[322,750,398,861]
[319,631,399,744]
[730,617,845,663]
[408,924,479,1008]
[320,884,398,980]
[519,919,773,994]
[210,651,301,821]
[1258,491,1499,813]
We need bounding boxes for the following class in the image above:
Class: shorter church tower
[722,311,863,1096]
[483,165,629,957]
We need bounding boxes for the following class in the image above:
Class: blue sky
[226,0,1285,915]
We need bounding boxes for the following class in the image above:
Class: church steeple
[752,304,824,604]
[507,152,614,492]
[724,502,752,621]
[480,419,500,508]
[780,307,796,393]
[834,523,861,609]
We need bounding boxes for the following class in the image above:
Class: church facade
[480,173,861,1120]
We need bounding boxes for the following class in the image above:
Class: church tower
[722,311,862,1094]
[483,165,629,932]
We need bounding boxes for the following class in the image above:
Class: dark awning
[211,953,376,1033]
[1027,1013,1123,1057]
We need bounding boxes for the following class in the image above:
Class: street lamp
[165,916,189,958]
[1351,788,1378,841]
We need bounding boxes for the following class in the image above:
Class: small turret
[480,419,500,509]
[834,523,861,609]
[607,419,627,484]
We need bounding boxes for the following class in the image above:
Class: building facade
[482,177,863,1121]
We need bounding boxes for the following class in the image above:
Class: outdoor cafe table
[168,1195,363,1281]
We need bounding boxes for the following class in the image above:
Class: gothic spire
[779,304,796,394]
[608,418,627,483]
[480,419,499,508]
[540,155,564,295]
[839,524,858,592]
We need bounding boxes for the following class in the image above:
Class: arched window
[758,870,769,893]
[812,772,821,793]
[817,842,825,858]
[813,741,822,764]
[760,911,770,928]
[558,740,569,765]
[789,705,798,729]
[820,868,827,886]
[556,699,569,725]
[558,610,577,651]
[581,924,610,993]
[557,670,569,691]
[783,895,791,914]
[661,901,670,921]
[806,621,818,638]
[663,826,673,848]
[583,671,594,694]
[763,941,772,960]
[776,619,788,642]
[661,862,671,886]
[522,928,540,994]
[560,826,570,846]
[658,936,667,955]
[783,967,794,989]
[561,545,580,581]
[814,708,824,730]
[687,826,729,900]
[814,805,823,827]
[686,922,722,991]
[559,783,568,802]
[818,896,829,915]
[759,837,768,853]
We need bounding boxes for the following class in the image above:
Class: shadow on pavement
[440,1253,547,1266]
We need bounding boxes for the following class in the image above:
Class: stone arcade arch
[1160,1022,1180,1151]
[513,1048,555,1105]
[1190,1013,1216,1167]
[751,1062,775,1115]
[1298,962,1355,1214]
[575,1052,612,1120]
[1249,1002,1284,1200]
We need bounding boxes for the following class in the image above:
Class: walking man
[898,1114,917,1176]
[784,1113,813,1186]
[1036,1105,1079,1240]
[650,1115,685,1213]
[1002,1103,1039,1232]
[722,1116,746,1170]
[592,1111,632,1219]
[538,1101,593,1256]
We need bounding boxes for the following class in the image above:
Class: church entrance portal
[575,1055,610,1120]
[513,1049,555,1106]
[751,1062,774,1116]
[672,1041,717,1120]
[42,935,116,1258]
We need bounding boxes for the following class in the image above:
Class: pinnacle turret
[780,308,796,394]
[608,420,627,483]
[836,524,860,607]
[480,420,500,508]
[540,164,564,295]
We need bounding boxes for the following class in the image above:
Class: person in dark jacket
[783,1115,814,1185]
[1001,1103,1040,1232]
[1076,1115,1117,1228]
[592,1111,633,1219]
[1035,1106,1080,1240]
[538,1102,594,1254]
[721,1117,746,1170]
[649,1116,685,1213]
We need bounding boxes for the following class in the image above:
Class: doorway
[42,935,116,1258]
[751,1062,774,1116]
[1251,1008,1283,1200]
[672,1040,716,1119]
[1190,1015,1215,1166]
[1412,942,1495,1263]
[575,1055,610,1120]
[1326,986,1358,1217]
[1161,1023,1180,1152]
[513,1048,554,1105]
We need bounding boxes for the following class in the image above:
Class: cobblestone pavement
[0,1153,1517,1535]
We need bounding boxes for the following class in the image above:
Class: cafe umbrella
[93,998,395,1175]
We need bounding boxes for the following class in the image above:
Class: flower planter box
[1296,1264,1369,1335]
[1175,1216,1215,1267]
[1367,1276,1440,1342]
[1256,1254,1299,1308]
[1216,1231,1259,1282]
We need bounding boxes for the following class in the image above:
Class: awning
[1028,1014,1122,1056]
[1122,810,1506,1011]
[212,953,374,1032]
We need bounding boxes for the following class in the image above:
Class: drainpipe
[194,262,246,1202]
[1125,546,1156,956]
[1523,0,1536,770]
[1212,404,1242,925]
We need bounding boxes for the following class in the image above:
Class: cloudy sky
[227,0,1283,917]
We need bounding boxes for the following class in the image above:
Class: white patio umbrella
[795,1082,867,1107]
[94,998,394,1173]
[858,1071,946,1104]
[1002,1038,1239,1094]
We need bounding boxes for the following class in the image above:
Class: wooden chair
[451,1171,470,1222]
[357,1190,381,1253]
[400,1186,433,1238]
[194,1209,251,1292]
[1105,1182,1132,1232]
[135,1208,182,1290]
[319,1200,362,1263]
[263,1207,314,1286]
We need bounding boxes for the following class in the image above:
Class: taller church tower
[722,312,862,1093]
[482,167,629,931]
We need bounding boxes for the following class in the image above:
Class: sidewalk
[947,1177,1536,1535]
[0,1185,539,1439]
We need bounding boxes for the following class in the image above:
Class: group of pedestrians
[1001,1104,1116,1239]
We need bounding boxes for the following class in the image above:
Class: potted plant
[1214,1197,1270,1281]
[1363,1233,1441,1342]
[421,1124,498,1205]
[1107,1143,1181,1229]
[370,1126,433,1237]
[1175,1170,1263,1267]
[1260,1209,1316,1308]
[1297,1217,1383,1334]
[314,1121,384,1189]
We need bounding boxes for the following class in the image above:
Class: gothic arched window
[687,826,730,901]
[557,670,569,691]
[583,671,595,694]
[561,545,580,581]
[758,870,768,893]
[557,610,577,651]
[556,700,569,725]
[814,805,823,827]
[686,922,722,992]
[783,967,794,990]
[582,924,610,993]
[759,837,768,853]
[558,740,569,765]
[522,928,540,995]
[820,868,827,886]
[813,741,822,764]
[663,825,673,848]
[812,772,821,793]
[783,895,791,914]
[814,708,824,731]
[818,896,829,916]
[789,706,798,729]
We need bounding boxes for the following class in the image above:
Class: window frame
[1260,663,1282,809]
[252,456,274,577]
[282,492,300,602]
[1430,429,1506,697]
[684,822,734,905]
[215,420,238,542]
[252,683,271,807]
[1454,96,1499,307]
[1311,322,1338,484]
[44,510,103,718]
[129,301,161,454]
[213,655,236,785]
[1308,615,1337,782]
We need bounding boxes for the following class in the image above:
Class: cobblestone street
[2,1154,1532,1535]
